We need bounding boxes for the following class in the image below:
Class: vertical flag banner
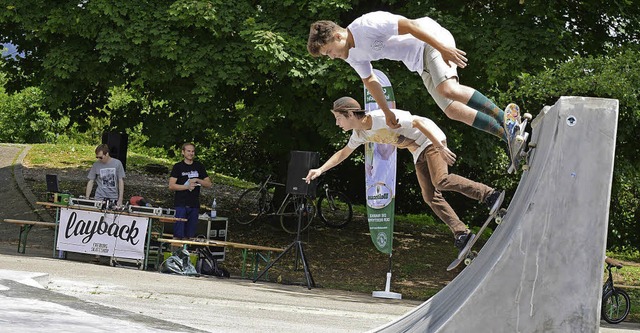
[363,69,397,254]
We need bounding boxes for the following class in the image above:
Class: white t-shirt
[346,11,446,78]
[347,109,446,164]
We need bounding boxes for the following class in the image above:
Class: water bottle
[210,198,217,218]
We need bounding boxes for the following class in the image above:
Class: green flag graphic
[363,69,397,254]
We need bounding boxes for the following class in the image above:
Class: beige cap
[332,96,363,112]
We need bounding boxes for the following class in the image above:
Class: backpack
[196,247,230,278]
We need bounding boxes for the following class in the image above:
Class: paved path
[0,144,54,250]
[0,144,637,333]
[0,254,420,333]
[0,144,40,221]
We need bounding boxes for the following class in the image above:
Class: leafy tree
[501,49,640,249]
[1,0,639,229]
[0,85,68,143]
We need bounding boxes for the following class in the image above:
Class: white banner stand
[372,270,402,299]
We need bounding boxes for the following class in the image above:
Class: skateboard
[503,103,533,174]
[447,191,506,271]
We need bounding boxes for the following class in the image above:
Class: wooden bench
[157,238,284,280]
[2,219,57,254]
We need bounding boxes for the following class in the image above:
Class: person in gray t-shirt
[86,144,125,206]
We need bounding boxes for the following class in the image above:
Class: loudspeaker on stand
[286,150,320,196]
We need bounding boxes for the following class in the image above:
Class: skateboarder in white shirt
[308,11,508,142]
[304,97,503,257]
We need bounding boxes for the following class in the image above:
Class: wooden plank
[35,201,187,222]
[156,238,284,252]
[3,219,57,228]
[219,240,285,252]
[150,232,173,238]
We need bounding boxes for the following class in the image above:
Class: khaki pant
[420,31,458,111]
[415,143,494,237]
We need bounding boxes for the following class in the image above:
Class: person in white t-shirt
[304,97,504,258]
[308,11,508,142]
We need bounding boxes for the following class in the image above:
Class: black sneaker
[455,232,476,259]
[484,190,505,215]
[454,232,473,251]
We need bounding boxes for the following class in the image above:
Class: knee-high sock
[472,112,507,142]
[467,91,504,124]
[468,91,507,142]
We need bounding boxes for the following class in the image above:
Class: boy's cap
[332,96,364,112]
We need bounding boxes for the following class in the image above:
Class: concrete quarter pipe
[371,97,619,333]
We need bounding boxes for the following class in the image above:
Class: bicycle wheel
[233,188,267,225]
[280,196,316,234]
[317,190,352,228]
[602,289,631,324]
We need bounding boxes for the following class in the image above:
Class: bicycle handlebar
[259,175,285,188]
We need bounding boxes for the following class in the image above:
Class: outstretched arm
[362,75,400,129]
[412,118,457,166]
[398,18,467,68]
[305,146,355,183]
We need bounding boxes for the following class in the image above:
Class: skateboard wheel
[522,164,530,171]
[523,113,533,121]
[528,142,537,148]
[515,134,525,143]
[464,252,477,266]
[495,215,502,225]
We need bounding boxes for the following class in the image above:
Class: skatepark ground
[1,143,638,332]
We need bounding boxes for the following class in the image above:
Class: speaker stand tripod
[253,196,315,289]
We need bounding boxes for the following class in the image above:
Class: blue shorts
[174,206,199,239]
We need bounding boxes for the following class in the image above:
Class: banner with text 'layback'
[57,208,149,259]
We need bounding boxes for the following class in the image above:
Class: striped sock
[472,112,508,142]
[467,91,504,124]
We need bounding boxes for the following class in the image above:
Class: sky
[1,43,21,59]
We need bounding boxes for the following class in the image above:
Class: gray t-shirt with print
[87,158,125,200]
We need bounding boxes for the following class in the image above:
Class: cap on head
[332,97,363,113]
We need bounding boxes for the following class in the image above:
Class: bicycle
[602,257,631,324]
[231,175,314,234]
[232,174,352,234]
[315,177,353,229]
